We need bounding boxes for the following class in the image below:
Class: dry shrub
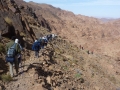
[0,74,12,82]
[4,17,12,26]
[0,43,5,53]
[20,32,26,37]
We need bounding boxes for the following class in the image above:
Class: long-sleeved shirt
[6,40,21,55]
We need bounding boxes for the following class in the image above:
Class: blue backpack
[6,43,16,63]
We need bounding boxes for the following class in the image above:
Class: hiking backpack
[6,43,16,62]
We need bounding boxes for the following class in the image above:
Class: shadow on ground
[0,57,8,75]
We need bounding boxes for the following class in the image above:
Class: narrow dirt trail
[1,40,120,90]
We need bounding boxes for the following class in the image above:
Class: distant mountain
[98,18,120,23]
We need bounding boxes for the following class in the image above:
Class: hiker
[46,34,51,41]
[44,36,48,46]
[38,37,44,49]
[48,34,52,41]
[91,50,93,54]
[38,37,46,49]
[15,39,23,68]
[6,37,21,77]
[42,36,48,47]
[81,47,84,50]
[79,45,81,49]
[32,40,41,58]
[87,50,90,54]
[51,34,57,40]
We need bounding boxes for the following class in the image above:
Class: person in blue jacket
[32,40,41,58]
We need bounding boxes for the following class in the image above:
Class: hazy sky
[24,0,120,18]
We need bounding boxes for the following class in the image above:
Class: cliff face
[0,0,51,46]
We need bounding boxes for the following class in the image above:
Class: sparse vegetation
[20,32,26,37]
[0,43,5,53]
[4,17,12,26]
[0,74,12,82]
[62,65,68,71]
[75,73,81,79]
[108,76,116,84]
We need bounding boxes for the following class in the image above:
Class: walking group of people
[5,34,57,77]
[32,34,57,58]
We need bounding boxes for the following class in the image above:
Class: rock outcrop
[0,0,52,44]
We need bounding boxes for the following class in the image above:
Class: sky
[24,0,120,18]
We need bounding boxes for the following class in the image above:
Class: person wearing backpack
[6,37,21,77]
[43,36,48,47]
[15,39,23,71]
[32,40,41,58]
[38,37,44,49]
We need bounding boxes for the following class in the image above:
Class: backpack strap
[10,43,16,49]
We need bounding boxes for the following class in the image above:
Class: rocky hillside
[0,0,51,83]
[26,1,120,58]
[0,0,52,43]
[1,36,120,90]
[98,18,119,23]
[0,0,120,90]
[1,0,120,58]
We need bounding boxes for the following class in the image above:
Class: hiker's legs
[34,51,36,57]
[8,62,13,77]
[14,56,19,75]
[18,56,22,74]
[44,42,47,47]
[18,55,22,66]
[41,46,44,49]
[37,51,39,58]
[17,54,21,63]
[18,56,22,68]
[35,51,39,58]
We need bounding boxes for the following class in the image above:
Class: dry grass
[0,43,5,53]
[4,17,12,26]
[20,32,26,37]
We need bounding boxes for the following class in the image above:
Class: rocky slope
[0,0,51,81]
[0,0,52,43]
[1,37,120,90]
[27,1,120,58]
[0,0,120,90]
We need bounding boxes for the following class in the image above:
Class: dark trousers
[35,51,39,58]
